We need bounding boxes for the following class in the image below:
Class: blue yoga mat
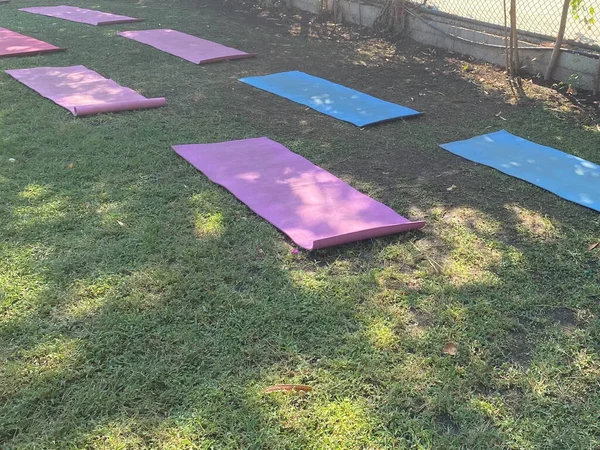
[440,130,600,212]
[239,71,422,127]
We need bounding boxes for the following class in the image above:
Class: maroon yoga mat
[173,138,425,250]
[5,65,165,116]
[19,6,143,26]
[0,27,64,57]
[118,29,255,64]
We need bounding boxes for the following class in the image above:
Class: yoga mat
[118,29,255,64]
[173,138,425,250]
[5,65,165,116]
[440,130,600,212]
[0,27,64,57]
[239,71,422,127]
[19,6,143,26]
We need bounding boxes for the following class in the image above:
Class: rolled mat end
[73,98,166,116]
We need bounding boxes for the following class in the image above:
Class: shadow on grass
[1,120,599,449]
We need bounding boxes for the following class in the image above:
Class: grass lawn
[1,0,600,448]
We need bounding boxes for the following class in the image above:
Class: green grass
[1,1,600,448]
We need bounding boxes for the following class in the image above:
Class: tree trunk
[545,0,571,80]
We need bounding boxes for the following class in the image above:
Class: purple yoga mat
[173,138,425,250]
[118,29,255,64]
[19,5,143,26]
[0,27,64,57]
[5,65,165,116]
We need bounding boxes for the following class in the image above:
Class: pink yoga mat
[0,27,64,57]
[118,29,255,64]
[5,65,165,116]
[173,138,425,250]
[19,6,143,26]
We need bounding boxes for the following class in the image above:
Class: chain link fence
[403,0,599,50]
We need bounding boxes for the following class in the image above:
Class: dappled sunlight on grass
[406,307,433,339]
[443,206,503,237]
[440,238,503,287]
[83,422,148,449]
[506,204,560,241]
[427,206,508,286]
[11,194,69,229]
[195,211,224,237]
[468,395,504,424]
[289,270,328,292]
[311,398,378,448]
[61,275,125,320]
[79,417,216,449]
[189,191,230,238]
[364,316,398,350]
[406,205,429,222]
[374,268,426,298]
[1,337,83,392]
[378,241,423,267]
[18,183,51,200]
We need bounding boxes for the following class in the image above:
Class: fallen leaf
[67,163,74,169]
[443,342,457,356]
[589,242,599,251]
[265,384,312,394]
[257,246,265,257]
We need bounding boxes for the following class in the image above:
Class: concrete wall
[288,0,600,92]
